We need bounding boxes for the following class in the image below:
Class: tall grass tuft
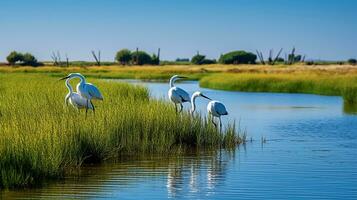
[0,73,241,188]
[200,73,357,104]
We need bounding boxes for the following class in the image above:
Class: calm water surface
[2,80,356,199]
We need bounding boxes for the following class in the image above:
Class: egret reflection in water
[2,149,234,199]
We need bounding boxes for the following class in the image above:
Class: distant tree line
[2,49,356,67]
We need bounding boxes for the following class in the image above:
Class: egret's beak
[201,94,212,100]
[178,76,188,79]
[58,76,70,81]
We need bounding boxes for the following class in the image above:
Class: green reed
[0,73,241,188]
[200,73,357,104]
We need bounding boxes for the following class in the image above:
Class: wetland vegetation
[200,72,357,104]
[2,63,357,104]
[0,62,356,189]
[0,73,241,188]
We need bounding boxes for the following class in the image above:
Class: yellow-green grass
[0,73,241,188]
[200,73,357,104]
[1,64,357,80]
[1,64,357,103]
[0,65,210,80]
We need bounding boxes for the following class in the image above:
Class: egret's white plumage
[168,75,190,112]
[64,79,94,110]
[207,100,228,132]
[169,87,190,103]
[190,91,211,114]
[60,73,103,114]
[70,73,104,101]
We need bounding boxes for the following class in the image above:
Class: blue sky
[0,0,356,61]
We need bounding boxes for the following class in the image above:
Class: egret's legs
[90,100,95,114]
[86,99,89,118]
[219,117,222,133]
[175,104,178,113]
[179,103,183,113]
[211,116,217,128]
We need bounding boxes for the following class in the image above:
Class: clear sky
[0,0,356,62]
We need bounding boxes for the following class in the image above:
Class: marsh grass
[2,64,357,102]
[200,73,357,104]
[0,73,241,188]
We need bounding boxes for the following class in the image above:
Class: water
[2,80,357,199]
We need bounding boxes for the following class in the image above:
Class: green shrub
[22,53,39,66]
[175,58,190,62]
[6,51,23,65]
[115,49,132,65]
[191,54,206,65]
[200,59,216,64]
[276,57,284,62]
[151,54,160,65]
[131,51,152,65]
[219,51,257,64]
[6,51,40,67]
[306,61,314,65]
[288,54,302,63]
[348,58,357,65]
[191,54,216,65]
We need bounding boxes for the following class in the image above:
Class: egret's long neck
[169,77,176,88]
[190,94,198,114]
[65,79,73,94]
[74,74,86,84]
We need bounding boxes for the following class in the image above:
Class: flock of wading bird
[60,73,228,131]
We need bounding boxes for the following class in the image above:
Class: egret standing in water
[190,91,211,115]
[207,100,228,132]
[63,78,94,110]
[168,75,190,113]
[60,73,103,115]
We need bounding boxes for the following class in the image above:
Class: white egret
[207,100,228,132]
[60,73,103,114]
[168,75,190,113]
[64,78,94,110]
[190,91,211,115]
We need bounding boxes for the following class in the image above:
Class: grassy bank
[1,64,357,103]
[200,73,357,104]
[0,65,208,80]
[1,64,357,80]
[0,73,241,188]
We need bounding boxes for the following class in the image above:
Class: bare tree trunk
[51,51,58,66]
[256,50,265,65]
[256,50,261,64]
[272,48,283,65]
[98,51,101,65]
[157,48,161,65]
[57,51,61,66]
[65,54,69,67]
[268,49,273,64]
[289,47,296,65]
[91,50,101,66]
